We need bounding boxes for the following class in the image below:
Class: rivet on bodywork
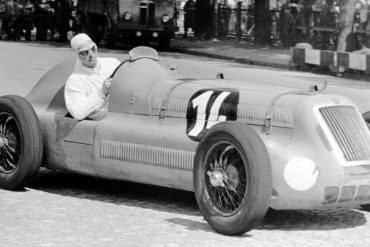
[129,94,136,104]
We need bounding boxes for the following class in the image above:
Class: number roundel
[186,88,239,141]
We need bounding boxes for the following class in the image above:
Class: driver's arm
[101,78,113,96]
[64,75,105,120]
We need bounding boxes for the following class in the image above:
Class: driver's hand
[102,78,113,97]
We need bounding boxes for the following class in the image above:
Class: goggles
[78,44,97,57]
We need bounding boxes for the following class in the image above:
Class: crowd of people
[213,0,370,48]
[276,0,370,49]
[0,0,74,42]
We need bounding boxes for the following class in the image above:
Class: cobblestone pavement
[1,169,370,247]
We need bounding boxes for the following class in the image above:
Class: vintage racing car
[2,47,370,235]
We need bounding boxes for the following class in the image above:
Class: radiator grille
[319,106,370,161]
[140,2,155,25]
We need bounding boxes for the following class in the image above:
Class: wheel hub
[0,137,7,148]
[225,165,240,190]
[207,170,227,187]
[203,142,248,215]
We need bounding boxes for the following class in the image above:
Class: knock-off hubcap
[207,170,227,187]
[0,137,7,148]
[205,142,247,214]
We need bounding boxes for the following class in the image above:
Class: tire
[363,111,370,128]
[361,204,370,211]
[0,95,43,190]
[194,122,272,235]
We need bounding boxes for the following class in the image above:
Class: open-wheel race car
[2,46,370,235]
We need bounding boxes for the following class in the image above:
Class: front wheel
[0,95,43,190]
[194,122,272,235]
[361,204,370,211]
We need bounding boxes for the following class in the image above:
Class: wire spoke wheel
[0,95,43,190]
[205,142,246,215]
[0,113,20,174]
[194,122,272,235]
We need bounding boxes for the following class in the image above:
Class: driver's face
[78,44,98,68]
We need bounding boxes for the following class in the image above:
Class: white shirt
[64,57,120,120]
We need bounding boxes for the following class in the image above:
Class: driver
[64,33,120,120]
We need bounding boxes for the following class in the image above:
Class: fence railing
[217,4,254,41]
[214,4,370,49]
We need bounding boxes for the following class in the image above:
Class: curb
[291,47,370,74]
[170,47,291,70]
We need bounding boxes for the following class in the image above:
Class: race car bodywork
[2,47,370,235]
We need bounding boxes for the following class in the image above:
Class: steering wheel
[110,46,159,79]
[109,58,129,79]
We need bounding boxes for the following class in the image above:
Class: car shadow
[165,217,254,237]
[166,218,214,233]
[260,207,367,231]
[29,169,367,232]
[30,168,201,217]
[165,207,367,235]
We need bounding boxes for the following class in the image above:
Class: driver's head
[71,33,98,68]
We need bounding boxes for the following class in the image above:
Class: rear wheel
[0,95,43,190]
[361,204,370,211]
[194,122,272,235]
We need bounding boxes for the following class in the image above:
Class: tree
[195,0,213,39]
[337,0,356,51]
[254,0,272,45]
[302,0,317,41]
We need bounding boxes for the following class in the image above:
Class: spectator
[56,0,71,42]
[183,0,196,38]
[195,0,212,40]
[34,0,48,41]
[278,1,296,47]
